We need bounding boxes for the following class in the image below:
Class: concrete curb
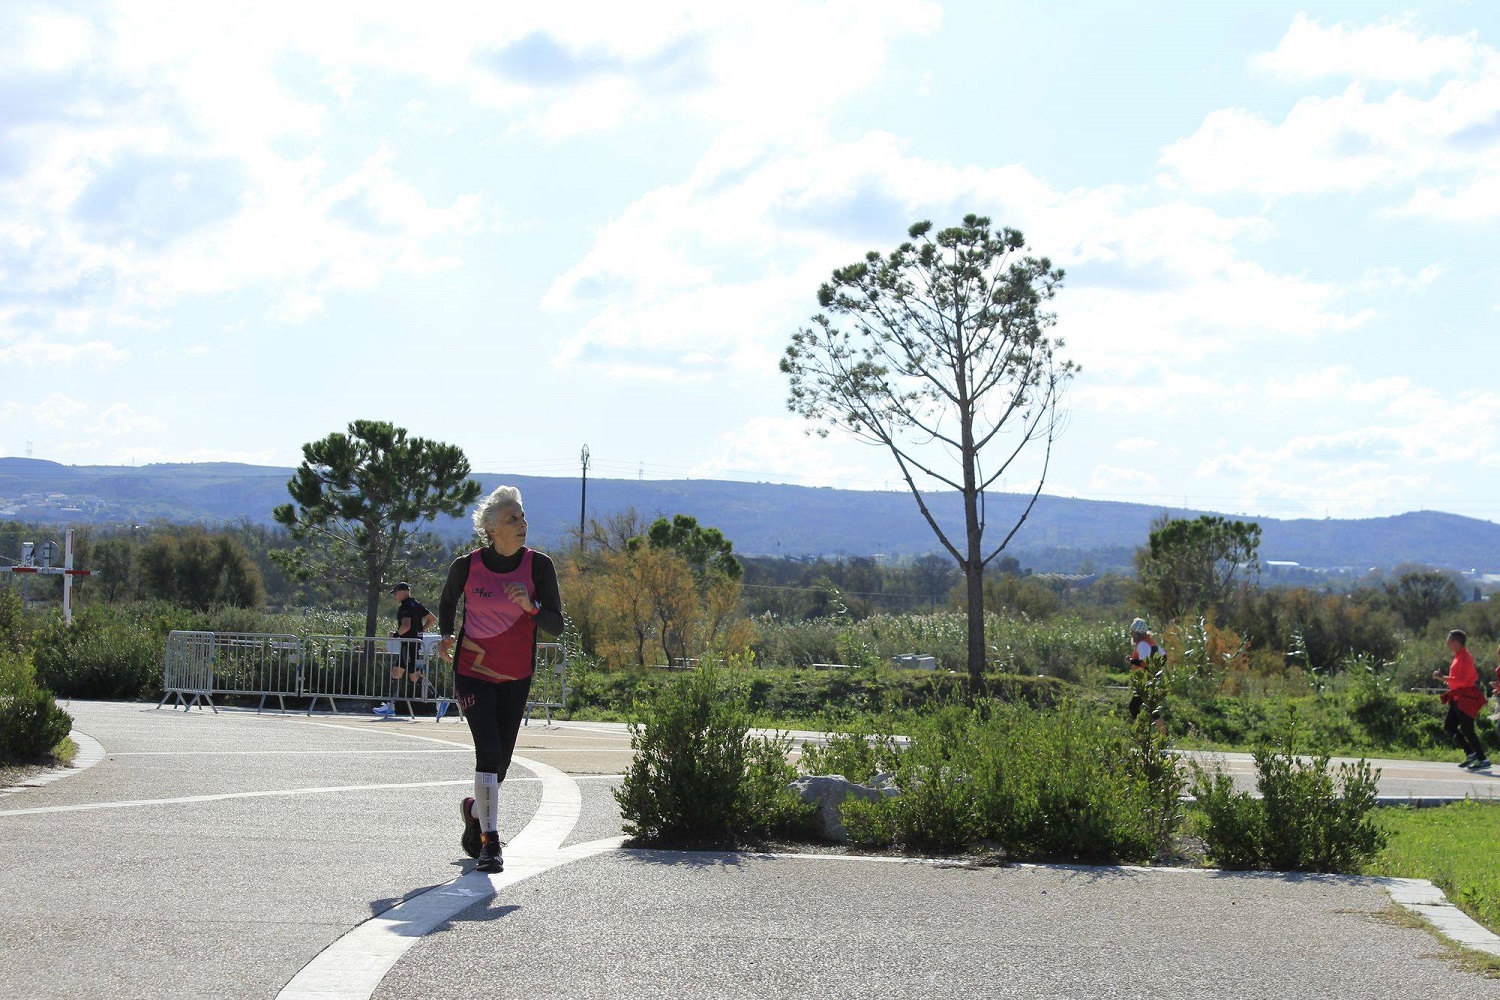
[0,729,106,799]
[1378,876,1500,958]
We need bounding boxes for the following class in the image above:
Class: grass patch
[0,735,79,790]
[1369,801,1500,938]
[52,736,78,767]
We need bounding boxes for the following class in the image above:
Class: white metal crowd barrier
[158,630,569,724]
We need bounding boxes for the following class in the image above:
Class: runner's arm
[531,553,564,637]
[438,557,470,637]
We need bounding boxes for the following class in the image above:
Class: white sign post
[4,529,96,622]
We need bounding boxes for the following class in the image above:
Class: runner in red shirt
[1432,629,1489,770]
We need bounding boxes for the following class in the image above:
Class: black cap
[390,582,411,594]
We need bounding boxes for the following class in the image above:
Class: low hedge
[569,665,1068,723]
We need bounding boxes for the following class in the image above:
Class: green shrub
[1189,713,1387,873]
[571,664,1066,725]
[798,727,902,784]
[1233,587,1400,670]
[742,730,814,837]
[1342,656,1447,751]
[817,700,1183,863]
[752,611,1116,682]
[31,605,164,699]
[615,654,811,848]
[986,616,1117,684]
[0,588,27,655]
[970,701,1181,863]
[841,794,899,847]
[0,650,73,761]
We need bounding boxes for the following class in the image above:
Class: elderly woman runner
[438,485,563,873]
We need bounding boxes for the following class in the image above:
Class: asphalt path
[1177,747,1500,803]
[1,702,1497,1000]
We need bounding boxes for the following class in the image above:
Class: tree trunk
[364,561,382,640]
[961,394,985,695]
[965,557,985,695]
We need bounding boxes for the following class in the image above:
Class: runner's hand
[505,582,535,612]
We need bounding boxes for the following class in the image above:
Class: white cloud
[87,403,166,436]
[1360,262,1446,294]
[0,7,485,345]
[1114,438,1162,455]
[0,337,129,368]
[547,127,1371,393]
[694,415,886,489]
[1162,18,1500,210]
[272,291,326,325]
[1262,367,1411,406]
[1399,173,1500,220]
[1088,464,1159,495]
[0,2,939,354]
[1254,14,1483,83]
[30,393,90,427]
[482,1,944,139]
[1191,374,1500,510]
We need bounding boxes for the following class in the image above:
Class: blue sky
[2,1,1497,524]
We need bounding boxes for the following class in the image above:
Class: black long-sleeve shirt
[438,546,564,639]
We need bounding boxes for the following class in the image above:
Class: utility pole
[579,444,590,550]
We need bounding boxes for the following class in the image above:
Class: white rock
[788,774,896,842]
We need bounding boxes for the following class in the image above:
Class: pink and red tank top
[455,547,536,682]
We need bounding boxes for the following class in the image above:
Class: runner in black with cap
[375,582,435,717]
[437,485,563,873]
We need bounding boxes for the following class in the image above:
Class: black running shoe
[477,835,503,874]
[460,796,481,859]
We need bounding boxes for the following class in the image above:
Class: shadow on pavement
[434,902,521,930]
[618,848,754,869]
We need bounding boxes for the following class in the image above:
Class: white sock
[474,771,499,834]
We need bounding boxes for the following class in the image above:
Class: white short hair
[473,485,523,541]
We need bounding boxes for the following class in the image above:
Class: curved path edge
[1378,875,1500,958]
[276,753,624,1000]
[0,729,106,799]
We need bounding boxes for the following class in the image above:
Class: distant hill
[2,457,1498,573]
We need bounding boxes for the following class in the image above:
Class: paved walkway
[1,701,1498,1000]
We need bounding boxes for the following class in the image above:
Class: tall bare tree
[781,215,1075,687]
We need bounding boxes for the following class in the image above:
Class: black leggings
[456,672,533,777]
[1444,703,1486,758]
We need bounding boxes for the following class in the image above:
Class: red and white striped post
[4,530,95,623]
